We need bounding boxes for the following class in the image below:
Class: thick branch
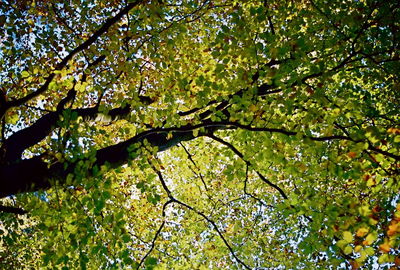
[0,121,226,197]
[0,123,198,198]
[0,156,50,198]
[0,205,27,214]
[1,104,131,163]
[2,119,395,198]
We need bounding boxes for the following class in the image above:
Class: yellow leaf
[7,112,19,125]
[166,132,173,140]
[378,254,389,264]
[363,232,377,246]
[369,218,378,225]
[356,227,369,237]
[55,153,63,161]
[359,205,371,216]
[354,245,362,253]
[332,108,340,116]
[343,231,353,243]
[343,245,353,255]
[336,239,348,249]
[21,71,30,78]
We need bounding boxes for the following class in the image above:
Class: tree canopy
[0,0,399,269]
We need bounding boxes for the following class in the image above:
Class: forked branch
[207,134,288,199]
[151,164,251,270]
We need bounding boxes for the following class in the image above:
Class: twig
[136,216,165,268]
[243,163,273,208]
[22,104,53,113]
[180,143,208,191]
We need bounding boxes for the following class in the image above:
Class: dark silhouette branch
[174,199,252,269]
[180,142,208,191]
[178,58,284,117]
[151,165,251,270]
[1,100,131,163]
[368,144,400,161]
[243,163,273,208]
[0,204,27,214]
[1,118,383,197]
[136,199,173,270]
[207,134,288,199]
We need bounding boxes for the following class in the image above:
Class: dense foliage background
[0,0,399,269]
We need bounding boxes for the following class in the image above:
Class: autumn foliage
[0,0,399,269]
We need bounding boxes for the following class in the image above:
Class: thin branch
[52,3,82,37]
[207,134,288,200]
[178,61,283,118]
[151,165,251,270]
[136,200,173,270]
[67,188,96,229]
[309,0,348,40]
[207,136,314,223]
[172,198,252,270]
[362,150,391,176]
[368,144,400,162]
[180,143,208,191]
[243,163,273,208]
[350,1,379,52]
[263,0,276,35]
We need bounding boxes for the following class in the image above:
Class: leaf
[363,232,377,246]
[2,1,399,269]
[356,227,369,238]
[378,241,391,253]
[21,71,30,78]
[336,240,348,249]
[144,257,157,266]
[343,231,353,243]
[343,245,353,255]
[122,234,131,243]
[7,112,19,124]
[378,254,389,264]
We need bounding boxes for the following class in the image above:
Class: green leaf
[122,234,131,243]
[145,257,157,266]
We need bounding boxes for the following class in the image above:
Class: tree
[0,0,399,268]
